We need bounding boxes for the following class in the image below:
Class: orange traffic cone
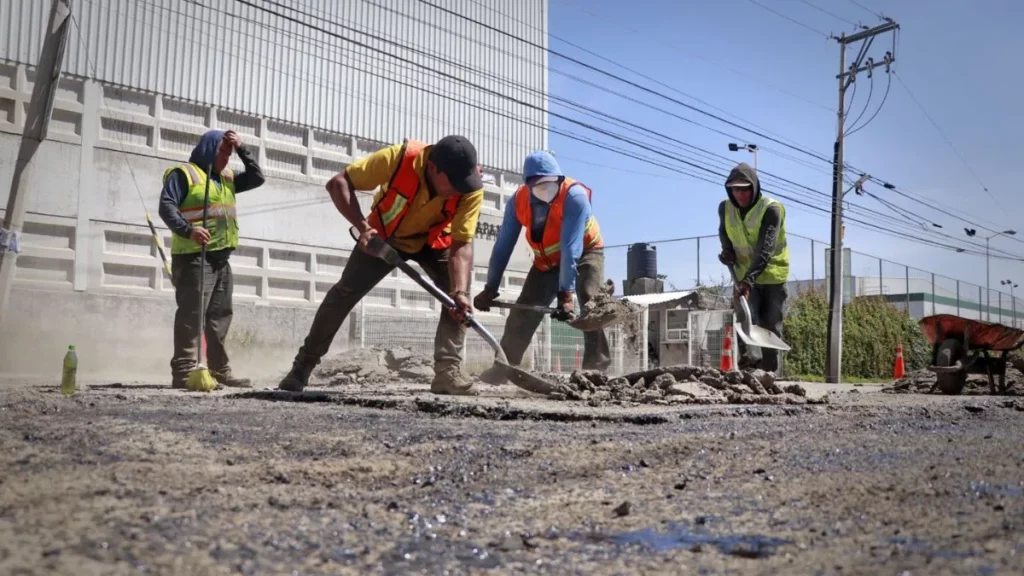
[554,354,561,373]
[574,340,581,369]
[893,343,905,379]
[720,326,734,372]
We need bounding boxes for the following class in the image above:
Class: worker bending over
[474,151,609,381]
[718,162,789,373]
[159,129,265,389]
[278,136,484,395]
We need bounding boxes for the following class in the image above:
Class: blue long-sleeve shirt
[486,184,592,293]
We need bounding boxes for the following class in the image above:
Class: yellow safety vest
[724,195,789,284]
[163,162,239,255]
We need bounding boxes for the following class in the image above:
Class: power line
[892,70,1010,216]
[846,72,890,136]
[746,0,830,38]
[846,0,885,20]
[797,0,861,28]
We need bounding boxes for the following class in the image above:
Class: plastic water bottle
[61,344,78,395]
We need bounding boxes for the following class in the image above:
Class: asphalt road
[1,378,1023,575]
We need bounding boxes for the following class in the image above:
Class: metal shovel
[729,267,791,352]
[488,300,624,332]
[348,226,556,395]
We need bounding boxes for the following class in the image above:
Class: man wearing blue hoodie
[158,129,265,389]
[474,151,611,380]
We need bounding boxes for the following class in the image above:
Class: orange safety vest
[366,139,460,250]
[514,177,604,272]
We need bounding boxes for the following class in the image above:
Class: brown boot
[211,369,252,388]
[476,363,508,385]
[430,366,478,396]
[171,375,189,389]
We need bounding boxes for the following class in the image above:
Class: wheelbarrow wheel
[935,338,967,395]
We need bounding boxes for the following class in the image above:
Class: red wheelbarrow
[919,314,1024,395]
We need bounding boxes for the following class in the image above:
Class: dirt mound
[313,347,434,386]
[544,365,819,406]
[570,292,642,349]
[883,367,1023,396]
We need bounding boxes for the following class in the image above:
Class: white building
[0,0,552,378]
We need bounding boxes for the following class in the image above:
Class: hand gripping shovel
[728,267,791,352]
[348,226,556,396]
[487,300,624,332]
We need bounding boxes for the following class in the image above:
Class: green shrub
[782,288,930,380]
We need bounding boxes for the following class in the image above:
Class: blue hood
[189,129,226,174]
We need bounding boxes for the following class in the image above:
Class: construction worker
[474,150,609,381]
[278,136,484,395]
[718,162,789,373]
[158,129,265,389]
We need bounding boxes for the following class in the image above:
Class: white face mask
[530,181,559,203]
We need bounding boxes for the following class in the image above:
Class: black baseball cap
[429,135,483,194]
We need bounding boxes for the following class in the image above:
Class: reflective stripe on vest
[366,139,460,250]
[514,177,604,272]
[164,162,240,255]
[724,194,789,284]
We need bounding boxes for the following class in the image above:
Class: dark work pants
[171,251,234,378]
[737,282,788,373]
[294,244,466,373]
[501,249,611,371]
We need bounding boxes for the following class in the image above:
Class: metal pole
[1013,286,1017,328]
[905,266,910,312]
[752,149,758,171]
[986,237,991,320]
[0,0,75,330]
[956,280,960,316]
[931,273,936,315]
[878,259,883,297]
[640,307,649,371]
[825,37,847,385]
[979,286,983,320]
[999,292,1003,324]
[696,237,701,286]
[359,301,366,348]
[811,239,816,289]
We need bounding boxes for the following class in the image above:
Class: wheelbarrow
[919,314,1024,395]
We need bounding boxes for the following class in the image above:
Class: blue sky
[544,0,1023,300]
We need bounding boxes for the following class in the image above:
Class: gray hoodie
[158,129,265,253]
[717,162,783,286]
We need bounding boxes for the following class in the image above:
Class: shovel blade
[733,321,791,351]
[493,360,557,395]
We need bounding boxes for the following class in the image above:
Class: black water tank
[627,243,657,280]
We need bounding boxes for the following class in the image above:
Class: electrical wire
[797,0,861,28]
[845,72,873,133]
[745,0,830,38]
[846,72,889,136]
[846,0,885,20]
[892,70,1010,216]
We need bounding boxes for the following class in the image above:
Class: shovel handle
[489,300,559,315]
[347,225,510,364]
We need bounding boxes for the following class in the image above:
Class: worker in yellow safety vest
[473,150,610,381]
[718,162,790,373]
[278,136,485,396]
[158,129,265,389]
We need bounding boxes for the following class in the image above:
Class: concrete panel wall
[0,63,537,379]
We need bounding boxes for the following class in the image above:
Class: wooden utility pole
[825,19,899,383]
[0,0,74,329]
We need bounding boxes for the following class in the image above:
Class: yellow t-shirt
[345,142,483,253]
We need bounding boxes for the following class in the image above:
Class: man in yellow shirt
[279,136,484,395]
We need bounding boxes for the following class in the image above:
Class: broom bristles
[187,364,217,392]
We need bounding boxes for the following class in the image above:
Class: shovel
[487,300,623,332]
[348,226,556,396]
[728,267,791,352]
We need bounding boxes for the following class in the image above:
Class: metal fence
[605,233,1024,329]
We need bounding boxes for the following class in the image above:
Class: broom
[186,161,218,392]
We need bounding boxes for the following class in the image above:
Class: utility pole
[0,0,74,330]
[824,19,899,384]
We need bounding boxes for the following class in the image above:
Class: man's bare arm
[449,240,473,295]
[326,172,371,233]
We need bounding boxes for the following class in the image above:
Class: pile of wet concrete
[544,365,818,406]
[883,366,1023,396]
[312,346,434,386]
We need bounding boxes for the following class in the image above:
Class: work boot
[211,369,252,388]
[279,363,314,392]
[476,364,508,385]
[430,366,478,396]
[171,375,189,389]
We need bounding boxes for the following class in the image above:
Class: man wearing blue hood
[158,129,265,389]
[474,151,610,380]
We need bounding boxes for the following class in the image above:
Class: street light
[1002,279,1019,327]
[965,228,1016,321]
[727,143,758,171]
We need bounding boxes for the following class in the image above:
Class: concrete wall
[0,62,537,379]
